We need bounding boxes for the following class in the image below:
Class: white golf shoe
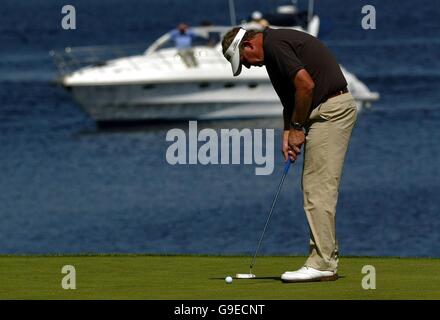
[281,266,338,283]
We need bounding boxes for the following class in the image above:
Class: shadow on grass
[210,276,280,281]
[210,275,346,282]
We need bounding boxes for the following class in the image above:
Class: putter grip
[284,160,293,174]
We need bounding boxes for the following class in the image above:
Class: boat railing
[50,30,229,76]
[49,43,147,76]
[50,27,229,76]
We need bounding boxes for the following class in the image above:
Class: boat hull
[68,81,372,123]
[70,81,283,122]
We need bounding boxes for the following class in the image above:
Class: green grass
[0,255,439,299]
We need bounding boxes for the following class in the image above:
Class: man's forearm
[291,89,313,126]
[290,69,315,127]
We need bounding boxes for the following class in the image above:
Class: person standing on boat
[249,11,269,29]
[221,27,357,283]
[170,23,198,68]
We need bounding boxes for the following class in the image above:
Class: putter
[236,159,293,279]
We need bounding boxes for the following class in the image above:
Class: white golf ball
[225,276,233,284]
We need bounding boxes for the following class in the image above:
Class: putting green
[0,255,439,299]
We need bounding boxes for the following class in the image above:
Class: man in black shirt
[222,27,357,282]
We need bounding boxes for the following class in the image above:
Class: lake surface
[0,0,439,257]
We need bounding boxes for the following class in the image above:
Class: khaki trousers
[302,93,357,272]
[178,49,198,68]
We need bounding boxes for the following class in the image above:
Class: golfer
[222,27,357,282]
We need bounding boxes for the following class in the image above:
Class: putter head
[235,273,256,279]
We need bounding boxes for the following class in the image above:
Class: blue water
[1,0,439,257]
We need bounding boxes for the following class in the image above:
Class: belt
[326,87,348,100]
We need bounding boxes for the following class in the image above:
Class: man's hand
[284,129,305,161]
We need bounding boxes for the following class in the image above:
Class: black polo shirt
[263,28,347,129]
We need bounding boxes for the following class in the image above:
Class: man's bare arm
[285,69,315,161]
[291,69,315,125]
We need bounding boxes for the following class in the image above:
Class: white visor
[223,28,247,76]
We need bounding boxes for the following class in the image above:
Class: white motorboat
[52,3,379,124]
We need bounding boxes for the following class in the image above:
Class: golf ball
[225,276,233,284]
